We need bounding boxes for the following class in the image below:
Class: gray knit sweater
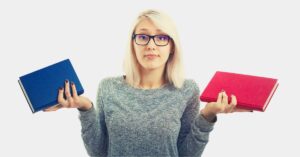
[78,76,216,157]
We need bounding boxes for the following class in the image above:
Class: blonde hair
[123,9,185,88]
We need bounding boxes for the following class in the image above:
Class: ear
[168,51,174,62]
[170,49,175,56]
[170,40,175,54]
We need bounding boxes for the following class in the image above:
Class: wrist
[78,102,93,111]
[201,109,217,122]
[201,108,216,116]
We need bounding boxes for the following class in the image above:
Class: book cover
[200,71,279,111]
[18,59,84,113]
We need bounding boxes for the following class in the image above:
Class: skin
[44,19,251,122]
[133,19,172,89]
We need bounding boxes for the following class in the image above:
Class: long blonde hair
[123,9,185,88]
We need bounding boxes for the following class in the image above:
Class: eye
[137,35,149,40]
[157,35,169,41]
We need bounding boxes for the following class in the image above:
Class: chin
[143,65,159,70]
[142,63,164,71]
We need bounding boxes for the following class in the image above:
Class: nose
[146,38,156,50]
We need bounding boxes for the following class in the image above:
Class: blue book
[18,59,84,113]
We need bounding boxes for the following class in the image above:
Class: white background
[1,0,299,156]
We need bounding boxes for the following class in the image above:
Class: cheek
[133,45,144,62]
[133,45,142,55]
[159,46,172,59]
[133,43,145,54]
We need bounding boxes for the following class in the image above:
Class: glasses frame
[132,34,172,46]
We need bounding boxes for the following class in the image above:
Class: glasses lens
[154,35,170,46]
[135,34,150,45]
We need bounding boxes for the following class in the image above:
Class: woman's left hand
[200,90,252,121]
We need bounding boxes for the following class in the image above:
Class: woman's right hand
[43,80,92,112]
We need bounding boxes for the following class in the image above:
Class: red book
[200,71,279,111]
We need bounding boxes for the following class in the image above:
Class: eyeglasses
[132,34,171,46]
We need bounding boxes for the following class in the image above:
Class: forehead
[135,19,164,34]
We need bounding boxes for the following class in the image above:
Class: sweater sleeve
[78,81,108,157]
[177,80,216,157]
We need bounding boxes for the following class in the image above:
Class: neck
[139,66,166,89]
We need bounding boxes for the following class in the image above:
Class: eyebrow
[136,28,164,34]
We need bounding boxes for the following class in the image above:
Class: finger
[43,105,56,112]
[223,94,235,113]
[71,81,78,98]
[230,94,237,106]
[43,104,62,112]
[224,103,235,113]
[234,108,253,112]
[221,91,228,105]
[229,95,237,113]
[71,82,80,107]
[67,95,74,108]
[65,80,71,99]
[216,91,223,104]
[58,86,68,107]
[64,80,73,107]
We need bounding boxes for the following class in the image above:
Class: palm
[44,80,92,112]
[203,91,252,115]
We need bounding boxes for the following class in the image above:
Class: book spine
[18,80,35,113]
[200,96,264,111]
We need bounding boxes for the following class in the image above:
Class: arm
[177,82,216,157]
[78,83,108,157]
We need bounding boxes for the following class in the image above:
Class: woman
[44,9,249,157]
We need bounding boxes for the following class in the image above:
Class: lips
[145,54,158,59]
[145,54,157,57]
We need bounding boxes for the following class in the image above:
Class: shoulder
[176,79,200,101]
[97,76,123,91]
[180,79,200,94]
[99,76,122,85]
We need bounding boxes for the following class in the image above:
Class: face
[133,19,173,71]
